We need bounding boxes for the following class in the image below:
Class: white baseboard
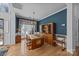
[67,49,74,55]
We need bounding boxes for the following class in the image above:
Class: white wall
[67,4,73,54]
[9,4,15,45]
[0,13,11,45]
[0,4,15,45]
[67,3,78,54]
[73,4,79,46]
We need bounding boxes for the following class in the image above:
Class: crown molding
[39,7,67,21]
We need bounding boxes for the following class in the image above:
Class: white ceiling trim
[39,7,67,21]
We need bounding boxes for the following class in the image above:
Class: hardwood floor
[6,43,71,56]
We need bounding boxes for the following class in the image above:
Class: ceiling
[13,3,67,21]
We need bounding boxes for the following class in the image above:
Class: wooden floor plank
[6,43,71,56]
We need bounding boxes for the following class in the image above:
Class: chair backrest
[26,34,31,43]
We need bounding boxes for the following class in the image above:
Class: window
[21,24,35,35]
[19,19,36,35]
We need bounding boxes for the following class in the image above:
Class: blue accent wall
[38,9,67,35]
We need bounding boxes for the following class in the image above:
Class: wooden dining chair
[26,35,32,50]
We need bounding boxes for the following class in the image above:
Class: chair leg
[27,44,32,50]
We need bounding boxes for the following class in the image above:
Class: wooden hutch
[40,23,56,45]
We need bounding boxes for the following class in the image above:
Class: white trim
[40,25,42,32]
[67,49,75,55]
[39,7,67,21]
[67,49,73,55]
[56,34,67,37]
